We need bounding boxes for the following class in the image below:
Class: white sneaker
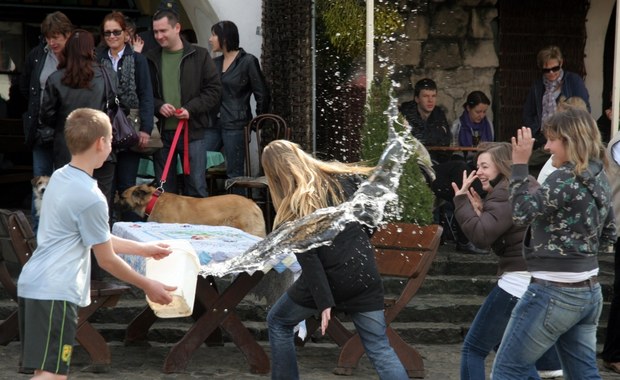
[538,369,563,378]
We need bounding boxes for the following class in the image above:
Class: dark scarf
[101,45,139,109]
[458,110,493,147]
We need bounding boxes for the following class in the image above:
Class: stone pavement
[1,340,620,379]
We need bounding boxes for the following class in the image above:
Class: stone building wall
[379,0,499,125]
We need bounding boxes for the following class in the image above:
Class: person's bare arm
[92,240,175,305]
[111,235,172,259]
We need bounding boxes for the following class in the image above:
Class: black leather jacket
[212,48,270,129]
[19,41,49,147]
[40,64,115,167]
[145,40,221,140]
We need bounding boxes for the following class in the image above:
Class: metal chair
[225,114,291,232]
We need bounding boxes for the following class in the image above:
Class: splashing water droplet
[202,89,415,277]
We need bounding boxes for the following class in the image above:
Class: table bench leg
[221,312,270,374]
[162,273,268,374]
[74,293,125,373]
[125,306,158,345]
[0,311,18,345]
[387,327,425,378]
[75,322,111,373]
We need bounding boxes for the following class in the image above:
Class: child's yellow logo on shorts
[61,344,72,362]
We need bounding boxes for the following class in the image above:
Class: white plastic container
[145,240,201,318]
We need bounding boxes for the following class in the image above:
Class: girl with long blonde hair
[262,140,407,380]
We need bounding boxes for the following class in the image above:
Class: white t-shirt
[537,155,557,184]
[18,165,111,307]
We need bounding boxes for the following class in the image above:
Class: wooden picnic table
[112,222,300,374]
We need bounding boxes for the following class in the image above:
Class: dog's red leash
[146,119,189,217]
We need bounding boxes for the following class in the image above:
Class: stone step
[1,300,614,347]
[70,318,615,347]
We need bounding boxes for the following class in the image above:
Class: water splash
[205,95,413,277]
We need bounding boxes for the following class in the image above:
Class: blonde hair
[543,107,607,175]
[64,108,111,155]
[557,96,587,112]
[537,45,563,68]
[261,140,374,227]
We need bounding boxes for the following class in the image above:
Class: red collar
[145,189,162,217]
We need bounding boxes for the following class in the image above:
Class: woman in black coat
[262,140,407,380]
[40,29,117,215]
[207,20,270,183]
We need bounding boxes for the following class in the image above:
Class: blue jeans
[154,131,207,197]
[267,293,408,380]
[31,144,54,232]
[461,285,560,380]
[204,127,246,179]
[491,281,603,380]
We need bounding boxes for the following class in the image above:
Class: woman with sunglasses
[522,45,590,174]
[96,11,154,220]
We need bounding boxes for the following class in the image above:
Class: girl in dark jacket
[97,11,154,220]
[452,142,562,379]
[207,20,270,182]
[262,140,407,380]
[40,29,117,214]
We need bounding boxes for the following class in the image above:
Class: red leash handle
[160,119,190,187]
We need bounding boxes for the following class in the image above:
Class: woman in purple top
[451,91,494,148]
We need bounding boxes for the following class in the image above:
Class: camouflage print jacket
[509,162,616,273]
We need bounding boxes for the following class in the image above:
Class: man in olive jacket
[146,9,221,197]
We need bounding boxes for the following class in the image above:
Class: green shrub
[360,77,434,225]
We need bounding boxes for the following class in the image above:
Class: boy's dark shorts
[19,297,78,375]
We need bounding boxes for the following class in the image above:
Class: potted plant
[360,76,435,229]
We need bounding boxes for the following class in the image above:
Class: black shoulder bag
[100,65,139,150]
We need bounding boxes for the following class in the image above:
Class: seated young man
[400,78,486,255]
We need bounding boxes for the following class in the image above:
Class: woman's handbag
[129,111,163,155]
[100,66,139,150]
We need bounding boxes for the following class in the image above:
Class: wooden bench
[305,223,442,378]
[0,210,129,373]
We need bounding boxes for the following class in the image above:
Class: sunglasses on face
[542,65,561,74]
[103,30,123,38]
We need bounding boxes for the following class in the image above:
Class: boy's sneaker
[537,369,563,378]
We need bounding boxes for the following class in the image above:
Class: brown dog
[118,184,266,237]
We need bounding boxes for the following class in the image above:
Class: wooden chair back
[244,113,291,177]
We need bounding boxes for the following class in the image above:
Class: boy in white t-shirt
[17,108,176,379]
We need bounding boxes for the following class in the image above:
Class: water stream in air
[204,89,414,277]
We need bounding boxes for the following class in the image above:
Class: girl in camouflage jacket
[492,107,616,379]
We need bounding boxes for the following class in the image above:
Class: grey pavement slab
[1,341,620,379]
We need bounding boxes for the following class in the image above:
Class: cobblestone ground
[1,341,620,379]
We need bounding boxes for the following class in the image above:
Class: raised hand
[512,127,534,164]
[451,170,478,197]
